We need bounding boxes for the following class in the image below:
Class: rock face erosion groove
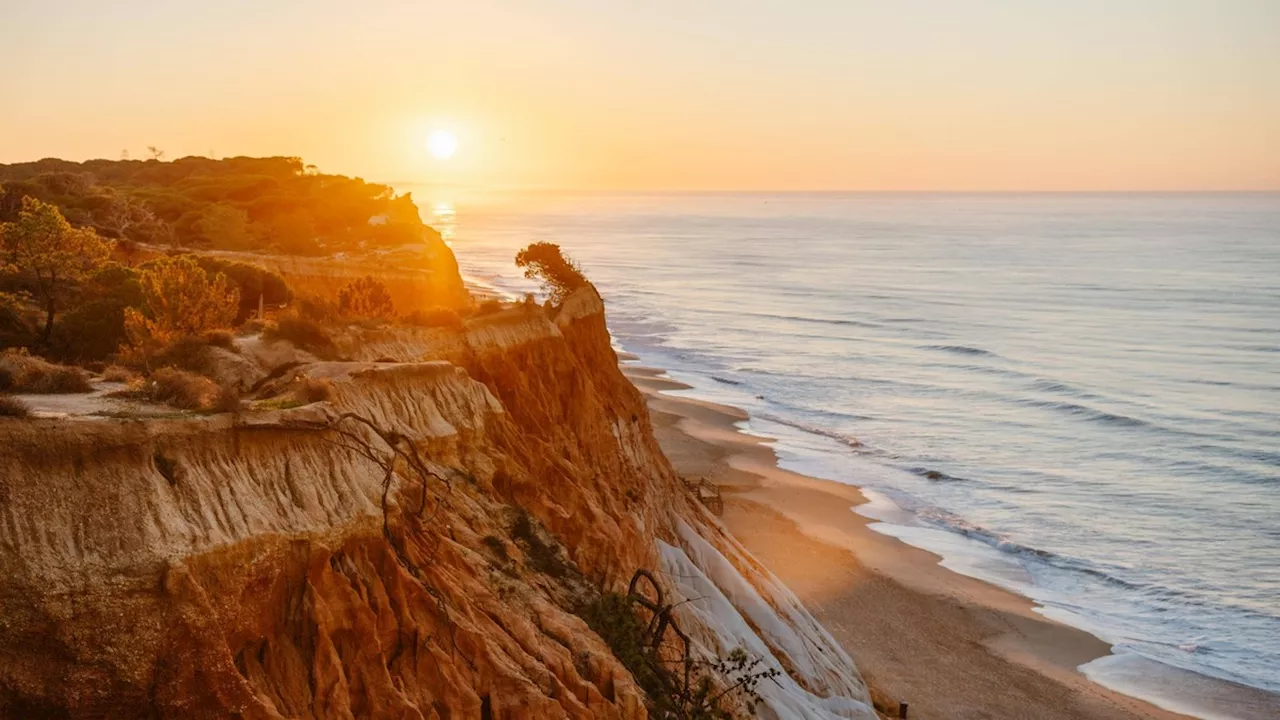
[0,286,875,719]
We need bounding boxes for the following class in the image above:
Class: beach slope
[626,364,1200,720]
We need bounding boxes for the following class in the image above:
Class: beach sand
[623,362,1194,720]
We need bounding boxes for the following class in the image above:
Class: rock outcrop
[0,287,874,719]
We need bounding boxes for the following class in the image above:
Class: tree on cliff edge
[515,242,586,303]
[0,197,113,345]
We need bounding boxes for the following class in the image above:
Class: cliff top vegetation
[0,155,434,255]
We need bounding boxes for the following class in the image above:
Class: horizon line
[386,183,1280,196]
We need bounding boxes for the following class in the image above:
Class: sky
[2,0,1278,192]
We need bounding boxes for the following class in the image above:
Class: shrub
[50,298,130,362]
[146,335,216,374]
[0,351,92,393]
[402,307,463,329]
[578,577,779,719]
[510,509,568,578]
[580,591,682,710]
[263,316,338,358]
[0,394,29,417]
[297,376,333,403]
[473,299,504,317]
[141,368,219,410]
[194,257,292,324]
[202,329,235,350]
[101,365,135,383]
[514,242,586,303]
[482,535,510,562]
[296,294,338,324]
[46,264,143,363]
[0,291,36,350]
[211,385,242,413]
[338,276,394,319]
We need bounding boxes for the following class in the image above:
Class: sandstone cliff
[0,287,874,719]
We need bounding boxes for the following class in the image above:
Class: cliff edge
[0,287,875,719]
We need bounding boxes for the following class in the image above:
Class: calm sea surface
[410,190,1280,718]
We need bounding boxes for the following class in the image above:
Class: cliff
[0,287,875,719]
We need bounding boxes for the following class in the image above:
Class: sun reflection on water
[431,201,456,244]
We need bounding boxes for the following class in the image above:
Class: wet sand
[624,362,1195,720]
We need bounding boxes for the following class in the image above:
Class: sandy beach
[623,361,1197,720]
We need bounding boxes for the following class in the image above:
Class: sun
[428,130,458,160]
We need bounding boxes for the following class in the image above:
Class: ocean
[411,190,1280,719]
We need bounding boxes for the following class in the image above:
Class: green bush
[50,299,130,362]
[577,573,781,719]
[46,263,143,362]
[193,257,291,323]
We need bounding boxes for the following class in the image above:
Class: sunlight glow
[428,130,458,160]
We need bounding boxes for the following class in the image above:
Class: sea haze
[414,190,1280,718]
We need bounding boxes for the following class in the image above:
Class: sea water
[408,190,1280,718]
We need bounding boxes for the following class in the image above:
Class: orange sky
[2,1,1278,191]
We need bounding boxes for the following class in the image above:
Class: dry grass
[148,334,236,375]
[263,316,338,359]
[297,377,334,403]
[0,394,30,418]
[402,307,464,329]
[203,329,236,350]
[211,386,243,413]
[140,368,220,410]
[0,352,92,394]
[101,365,137,383]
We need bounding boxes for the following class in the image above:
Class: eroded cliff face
[0,288,874,719]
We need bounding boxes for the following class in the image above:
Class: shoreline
[623,360,1275,720]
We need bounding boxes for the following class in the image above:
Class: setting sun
[427,130,458,160]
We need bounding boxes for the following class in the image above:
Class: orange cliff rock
[0,286,876,719]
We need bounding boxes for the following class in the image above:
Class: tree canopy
[0,197,113,343]
[0,156,437,255]
[124,256,240,354]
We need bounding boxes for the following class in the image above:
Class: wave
[1029,378,1107,401]
[921,344,999,357]
[907,466,969,482]
[910,505,1150,591]
[749,310,885,330]
[710,375,744,386]
[754,412,865,451]
[679,306,887,330]
[1020,398,1154,429]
